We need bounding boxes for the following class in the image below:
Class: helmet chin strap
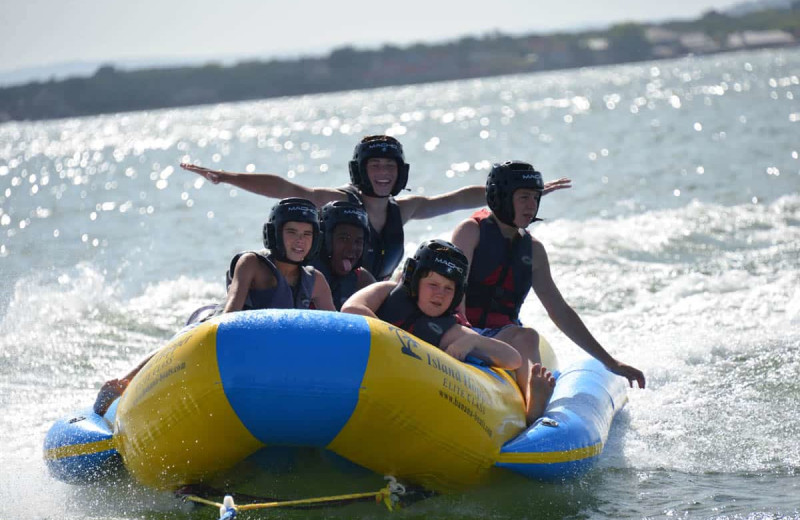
[493,212,540,233]
[493,212,518,229]
[509,202,542,229]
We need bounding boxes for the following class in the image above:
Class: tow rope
[180,476,406,518]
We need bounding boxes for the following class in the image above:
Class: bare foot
[525,363,556,426]
[93,378,129,416]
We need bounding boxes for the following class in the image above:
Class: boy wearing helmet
[181,135,570,281]
[451,161,645,424]
[91,198,335,416]
[341,240,521,370]
[224,197,335,312]
[311,201,376,310]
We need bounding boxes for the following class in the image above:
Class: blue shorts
[472,324,517,338]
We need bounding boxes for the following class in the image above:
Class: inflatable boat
[44,309,628,493]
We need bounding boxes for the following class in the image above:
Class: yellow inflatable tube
[111,309,560,491]
[50,309,611,492]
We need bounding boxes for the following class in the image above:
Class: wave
[521,194,800,474]
[0,265,222,384]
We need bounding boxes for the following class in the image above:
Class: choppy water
[1,47,798,519]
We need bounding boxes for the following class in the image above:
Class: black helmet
[319,200,370,267]
[486,161,544,227]
[402,239,468,314]
[348,137,410,197]
[263,198,321,265]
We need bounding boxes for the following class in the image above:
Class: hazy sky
[1,0,743,73]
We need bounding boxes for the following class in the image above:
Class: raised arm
[340,281,395,318]
[542,177,571,195]
[398,178,572,223]
[180,163,345,207]
[529,239,646,389]
[440,325,522,370]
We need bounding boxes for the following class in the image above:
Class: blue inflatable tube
[496,358,628,479]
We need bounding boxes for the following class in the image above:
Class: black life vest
[465,209,533,328]
[376,285,457,348]
[226,250,316,310]
[339,185,404,281]
[310,257,361,311]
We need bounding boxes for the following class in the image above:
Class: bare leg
[494,326,542,414]
[525,363,556,425]
[493,326,556,423]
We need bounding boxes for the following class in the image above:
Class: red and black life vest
[465,209,533,328]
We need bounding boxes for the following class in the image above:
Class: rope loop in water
[180,475,405,517]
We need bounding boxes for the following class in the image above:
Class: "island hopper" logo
[390,325,422,360]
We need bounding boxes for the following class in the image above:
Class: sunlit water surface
[1,48,799,519]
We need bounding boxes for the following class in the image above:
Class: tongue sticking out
[341,259,353,273]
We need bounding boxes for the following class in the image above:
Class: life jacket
[310,257,361,311]
[376,285,457,348]
[226,250,316,310]
[465,209,533,328]
[339,185,404,281]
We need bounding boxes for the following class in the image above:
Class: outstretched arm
[542,177,571,195]
[180,163,345,207]
[529,240,646,389]
[398,178,572,223]
[440,325,522,370]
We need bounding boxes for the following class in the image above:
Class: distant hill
[0,62,100,88]
[725,0,793,16]
[0,53,276,89]
[1,4,798,123]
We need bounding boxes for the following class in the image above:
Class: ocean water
[1,47,798,519]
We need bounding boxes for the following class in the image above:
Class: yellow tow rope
[181,476,404,518]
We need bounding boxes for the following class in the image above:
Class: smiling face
[281,221,314,263]
[511,188,542,228]
[365,157,398,197]
[329,223,365,276]
[416,271,456,318]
